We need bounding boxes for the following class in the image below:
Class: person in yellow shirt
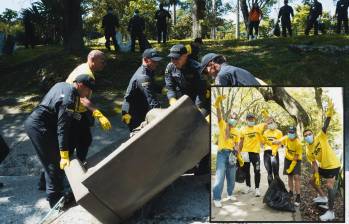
[273,126,303,207]
[212,95,242,208]
[262,118,283,185]
[66,50,111,162]
[303,100,341,221]
[238,113,271,197]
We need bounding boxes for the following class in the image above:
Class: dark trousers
[336,17,349,34]
[248,21,260,38]
[242,152,261,188]
[305,15,319,35]
[69,112,93,162]
[131,32,145,52]
[281,20,292,37]
[24,116,63,207]
[105,31,117,51]
[263,150,280,185]
[157,25,167,43]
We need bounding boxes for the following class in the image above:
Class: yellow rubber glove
[205,115,210,123]
[326,99,334,117]
[286,160,297,174]
[60,151,70,170]
[169,98,177,106]
[214,95,226,108]
[121,113,132,125]
[237,153,244,167]
[272,149,277,157]
[205,89,210,99]
[261,108,269,119]
[93,109,112,131]
[314,172,320,186]
[185,44,192,54]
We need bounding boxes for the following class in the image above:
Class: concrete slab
[65,95,209,223]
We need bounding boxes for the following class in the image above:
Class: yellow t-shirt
[281,136,303,161]
[217,119,239,150]
[240,123,265,153]
[306,130,341,169]
[66,63,95,113]
[263,129,283,152]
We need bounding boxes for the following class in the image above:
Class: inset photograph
[210,87,344,222]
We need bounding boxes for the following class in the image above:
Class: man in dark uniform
[23,11,35,48]
[102,7,120,51]
[335,0,349,34]
[24,75,95,208]
[128,9,146,52]
[155,3,171,44]
[278,0,294,37]
[305,0,323,35]
[121,49,163,131]
[200,53,260,86]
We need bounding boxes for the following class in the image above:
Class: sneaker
[294,194,301,206]
[243,187,252,194]
[228,195,237,201]
[319,210,335,221]
[313,196,328,204]
[213,200,222,208]
[255,188,261,197]
[318,204,329,210]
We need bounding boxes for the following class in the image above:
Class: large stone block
[65,95,209,223]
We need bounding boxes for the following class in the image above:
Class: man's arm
[322,100,334,133]
[139,77,161,109]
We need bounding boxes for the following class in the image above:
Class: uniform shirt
[336,0,349,19]
[29,82,79,151]
[215,63,260,86]
[155,9,171,26]
[122,65,161,127]
[306,130,341,169]
[102,13,119,33]
[128,15,145,34]
[310,1,323,17]
[263,129,283,152]
[217,119,239,150]
[66,63,94,113]
[165,58,207,111]
[280,136,302,161]
[278,5,294,21]
[240,123,265,153]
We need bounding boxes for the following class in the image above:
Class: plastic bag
[263,176,295,212]
[273,22,281,37]
[235,165,246,183]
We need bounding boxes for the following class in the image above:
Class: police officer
[165,44,208,114]
[155,3,171,44]
[24,75,95,208]
[278,0,294,37]
[128,9,146,52]
[305,0,323,35]
[335,0,349,34]
[200,53,260,86]
[121,48,163,131]
[102,7,120,51]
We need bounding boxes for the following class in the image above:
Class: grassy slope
[0,35,348,113]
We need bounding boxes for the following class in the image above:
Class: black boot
[38,171,46,191]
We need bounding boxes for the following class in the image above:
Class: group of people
[248,0,349,39]
[212,96,342,221]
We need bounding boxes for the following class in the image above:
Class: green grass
[1,35,348,113]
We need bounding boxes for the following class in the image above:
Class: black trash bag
[235,165,246,183]
[0,135,10,164]
[140,34,152,52]
[263,176,295,212]
[273,22,281,37]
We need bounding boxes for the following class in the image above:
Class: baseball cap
[143,48,163,61]
[200,53,220,74]
[168,44,187,59]
[74,74,95,90]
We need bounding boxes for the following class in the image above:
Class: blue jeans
[213,150,237,201]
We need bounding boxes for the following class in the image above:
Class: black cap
[74,74,95,90]
[143,48,163,61]
[168,44,187,59]
[200,53,220,74]
[288,126,296,133]
[246,113,255,119]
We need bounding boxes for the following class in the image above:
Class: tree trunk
[211,0,217,39]
[61,0,84,52]
[240,0,249,31]
[257,87,311,137]
[172,3,176,26]
[192,0,202,38]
